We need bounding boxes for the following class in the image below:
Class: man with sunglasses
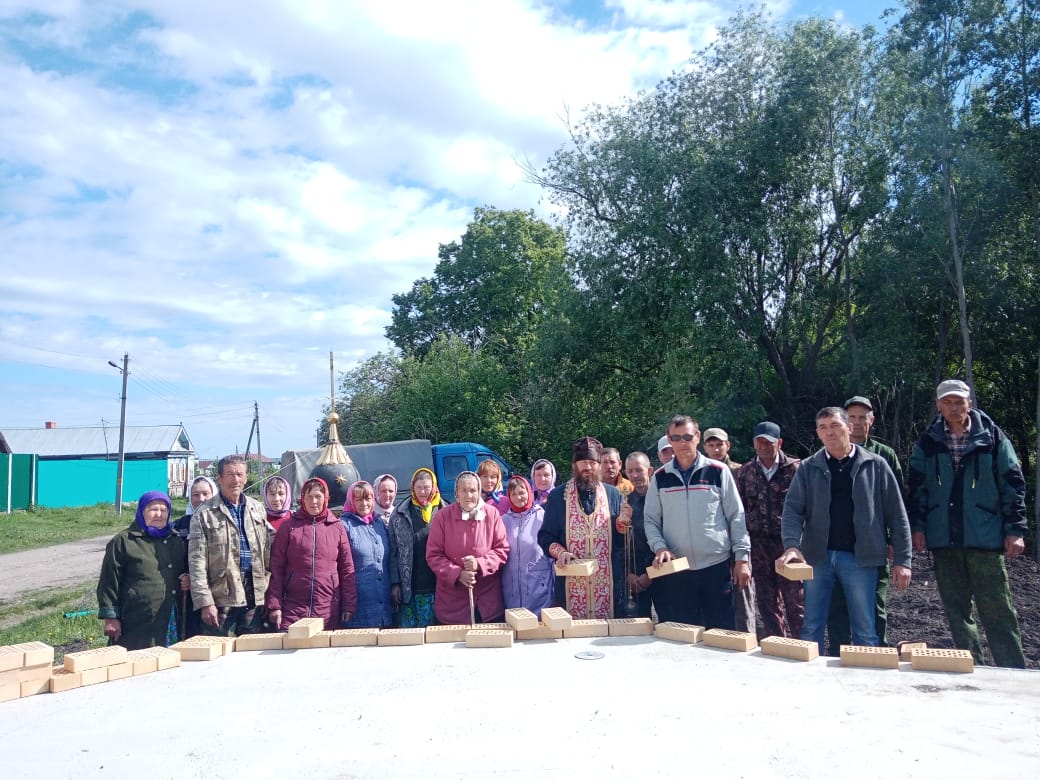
[644,415,750,628]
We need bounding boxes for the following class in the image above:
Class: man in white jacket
[644,415,751,628]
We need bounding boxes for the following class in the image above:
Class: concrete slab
[0,637,1037,779]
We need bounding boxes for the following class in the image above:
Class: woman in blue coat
[341,480,398,628]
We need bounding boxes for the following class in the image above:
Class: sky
[0,0,895,460]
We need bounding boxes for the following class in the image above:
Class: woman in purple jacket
[499,475,554,613]
[266,477,357,630]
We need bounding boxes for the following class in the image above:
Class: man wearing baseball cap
[908,379,1027,667]
[826,395,905,653]
[657,435,674,466]
[735,421,802,639]
[702,428,740,472]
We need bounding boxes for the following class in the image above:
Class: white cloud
[0,0,761,456]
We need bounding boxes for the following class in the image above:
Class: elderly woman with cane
[426,471,510,625]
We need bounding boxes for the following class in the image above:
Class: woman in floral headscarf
[266,477,356,630]
[97,491,189,649]
[499,475,554,613]
[529,459,557,508]
[261,475,293,533]
[388,467,443,627]
[341,480,397,628]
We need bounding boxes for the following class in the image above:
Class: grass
[0,499,188,555]
[0,582,108,660]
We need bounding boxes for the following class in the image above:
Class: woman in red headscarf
[266,477,357,630]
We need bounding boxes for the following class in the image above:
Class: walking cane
[468,584,476,627]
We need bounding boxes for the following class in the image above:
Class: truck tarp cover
[278,439,435,504]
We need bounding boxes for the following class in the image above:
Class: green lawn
[0,583,108,660]
[0,499,188,555]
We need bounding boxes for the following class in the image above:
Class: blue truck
[278,439,513,504]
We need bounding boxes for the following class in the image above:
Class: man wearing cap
[908,380,1027,667]
[735,421,802,639]
[827,395,904,653]
[657,435,674,466]
[777,407,912,654]
[538,437,623,619]
[702,428,741,472]
[644,415,751,628]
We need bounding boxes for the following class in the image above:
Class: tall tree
[386,207,570,372]
[531,14,894,451]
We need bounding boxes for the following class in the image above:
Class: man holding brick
[735,421,802,639]
[827,395,903,653]
[777,407,912,655]
[644,415,750,629]
[908,379,1027,667]
[538,437,623,619]
[189,454,273,636]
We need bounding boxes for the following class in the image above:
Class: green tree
[386,207,570,371]
[531,14,894,452]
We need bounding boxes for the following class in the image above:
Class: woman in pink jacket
[266,477,357,630]
[426,471,510,624]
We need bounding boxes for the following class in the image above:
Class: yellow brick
[20,677,51,697]
[14,641,54,668]
[234,633,286,652]
[0,682,20,702]
[516,624,563,641]
[79,666,109,686]
[328,629,380,647]
[425,625,472,643]
[283,632,331,650]
[169,641,222,661]
[125,651,159,676]
[645,556,690,579]
[778,562,814,581]
[0,645,23,673]
[840,645,899,669]
[16,663,53,683]
[760,636,819,662]
[136,647,181,670]
[910,648,974,674]
[482,622,512,633]
[608,618,654,637]
[899,642,928,662]
[504,608,538,631]
[49,668,82,693]
[465,630,514,648]
[64,645,127,673]
[554,559,598,577]
[377,628,425,647]
[286,617,324,639]
[563,619,610,639]
[0,668,17,686]
[654,622,705,644]
[703,628,757,652]
[107,662,134,681]
[540,607,573,631]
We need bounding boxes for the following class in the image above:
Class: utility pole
[108,353,129,515]
[254,401,263,480]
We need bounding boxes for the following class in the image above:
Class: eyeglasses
[668,434,696,442]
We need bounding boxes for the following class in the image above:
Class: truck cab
[432,442,513,498]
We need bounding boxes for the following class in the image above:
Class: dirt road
[0,535,111,604]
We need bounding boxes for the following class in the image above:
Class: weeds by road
[0,582,108,660]
[0,500,187,554]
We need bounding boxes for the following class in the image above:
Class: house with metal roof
[0,423,196,509]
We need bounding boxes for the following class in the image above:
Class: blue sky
[1,0,895,461]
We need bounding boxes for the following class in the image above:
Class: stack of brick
[0,641,55,701]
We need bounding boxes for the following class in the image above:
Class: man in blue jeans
[776,407,912,653]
